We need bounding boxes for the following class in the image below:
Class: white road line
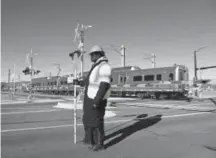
[1,107,53,110]
[162,112,211,118]
[1,112,213,133]
[121,102,213,106]
[185,103,214,106]
[1,109,61,115]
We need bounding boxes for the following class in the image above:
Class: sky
[1,0,216,82]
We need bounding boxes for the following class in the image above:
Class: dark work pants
[83,125,91,144]
[92,119,104,145]
[83,119,105,145]
[82,96,106,145]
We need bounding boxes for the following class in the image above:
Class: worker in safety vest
[79,45,112,151]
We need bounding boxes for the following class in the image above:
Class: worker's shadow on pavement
[209,98,216,106]
[104,114,162,149]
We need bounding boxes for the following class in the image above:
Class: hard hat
[88,45,105,55]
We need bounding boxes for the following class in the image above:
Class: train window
[111,77,113,82]
[156,74,162,81]
[124,77,127,83]
[169,73,174,81]
[133,75,142,81]
[144,75,154,81]
[120,77,123,82]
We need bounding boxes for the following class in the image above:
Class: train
[109,64,189,99]
[2,64,191,99]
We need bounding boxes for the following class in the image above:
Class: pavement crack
[145,129,168,139]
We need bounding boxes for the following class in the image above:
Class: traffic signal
[22,67,40,75]
[69,50,81,60]
[34,70,40,75]
[22,67,31,75]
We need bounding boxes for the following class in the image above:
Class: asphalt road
[1,100,216,158]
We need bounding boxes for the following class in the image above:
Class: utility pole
[120,45,126,67]
[151,53,156,68]
[8,69,11,91]
[143,53,156,68]
[110,44,126,67]
[13,64,16,95]
[30,49,34,98]
[53,63,61,94]
[18,73,21,82]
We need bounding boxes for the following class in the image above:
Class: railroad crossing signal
[73,22,92,79]
[23,48,40,99]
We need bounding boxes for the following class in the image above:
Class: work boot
[77,127,92,146]
[89,144,105,151]
[89,128,105,151]
[77,139,92,147]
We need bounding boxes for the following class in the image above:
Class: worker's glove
[73,79,79,85]
[93,104,97,108]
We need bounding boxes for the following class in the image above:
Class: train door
[118,72,127,86]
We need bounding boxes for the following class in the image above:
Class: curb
[117,103,216,112]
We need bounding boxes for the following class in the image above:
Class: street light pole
[193,46,207,81]
[194,50,197,81]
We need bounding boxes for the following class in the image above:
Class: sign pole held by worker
[70,22,92,144]
[69,50,80,144]
[73,68,77,144]
[69,50,82,144]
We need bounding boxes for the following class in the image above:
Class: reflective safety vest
[87,61,112,100]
